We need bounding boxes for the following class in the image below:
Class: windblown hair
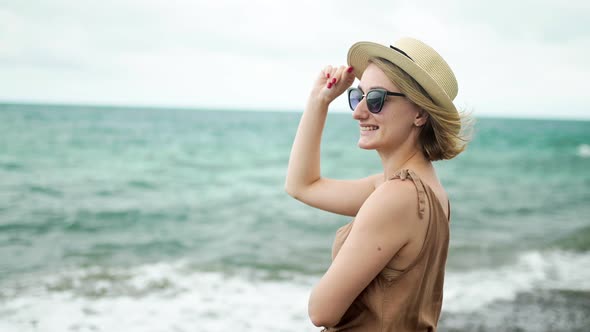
[369,57,472,161]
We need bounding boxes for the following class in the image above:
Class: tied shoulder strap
[387,169,427,219]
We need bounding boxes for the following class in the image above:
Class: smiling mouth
[360,125,379,131]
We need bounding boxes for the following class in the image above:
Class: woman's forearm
[285,65,354,197]
[285,97,329,196]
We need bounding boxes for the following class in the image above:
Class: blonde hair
[369,57,472,161]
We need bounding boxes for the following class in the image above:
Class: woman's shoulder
[351,177,421,249]
[375,173,420,198]
[361,178,420,220]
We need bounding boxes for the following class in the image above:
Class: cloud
[0,0,588,118]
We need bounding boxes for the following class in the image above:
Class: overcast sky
[1,0,589,119]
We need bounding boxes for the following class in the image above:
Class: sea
[0,103,589,332]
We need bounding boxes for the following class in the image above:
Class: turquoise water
[1,103,589,331]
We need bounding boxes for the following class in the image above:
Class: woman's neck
[378,145,427,180]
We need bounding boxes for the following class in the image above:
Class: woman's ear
[414,109,429,127]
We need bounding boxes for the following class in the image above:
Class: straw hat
[347,37,458,116]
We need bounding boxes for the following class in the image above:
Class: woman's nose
[352,100,369,120]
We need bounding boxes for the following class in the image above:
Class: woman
[285,37,469,331]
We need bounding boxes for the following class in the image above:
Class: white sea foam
[443,250,590,313]
[1,250,589,332]
[0,262,319,332]
[578,144,590,158]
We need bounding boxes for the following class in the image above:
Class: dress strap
[388,169,427,219]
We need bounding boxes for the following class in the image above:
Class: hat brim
[347,41,458,116]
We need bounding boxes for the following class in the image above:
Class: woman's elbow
[308,304,339,328]
[284,183,298,198]
[309,316,336,328]
[284,182,304,200]
[309,313,325,328]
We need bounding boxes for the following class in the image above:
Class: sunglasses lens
[348,88,362,111]
[366,90,384,113]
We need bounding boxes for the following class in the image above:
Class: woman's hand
[309,65,356,107]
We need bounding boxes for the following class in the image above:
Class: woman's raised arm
[285,65,380,217]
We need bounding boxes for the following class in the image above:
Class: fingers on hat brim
[331,66,345,84]
[322,65,334,79]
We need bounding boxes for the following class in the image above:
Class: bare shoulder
[355,178,419,230]
[373,177,418,207]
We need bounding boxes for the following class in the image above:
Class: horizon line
[1,100,589,122]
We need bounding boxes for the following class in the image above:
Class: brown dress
[323,169,451,332]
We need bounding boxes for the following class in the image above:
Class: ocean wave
[27,185,63,197]
[578,144,590,158]
[0,161,25,171]
[552,225,590,251]
[440,289,590,331]
[1,250,589,331]
[0,261,317,332]
[444,250,590,313]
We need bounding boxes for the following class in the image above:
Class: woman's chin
[357,139,377,150]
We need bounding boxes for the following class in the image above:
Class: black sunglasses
[347,87,406,114]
